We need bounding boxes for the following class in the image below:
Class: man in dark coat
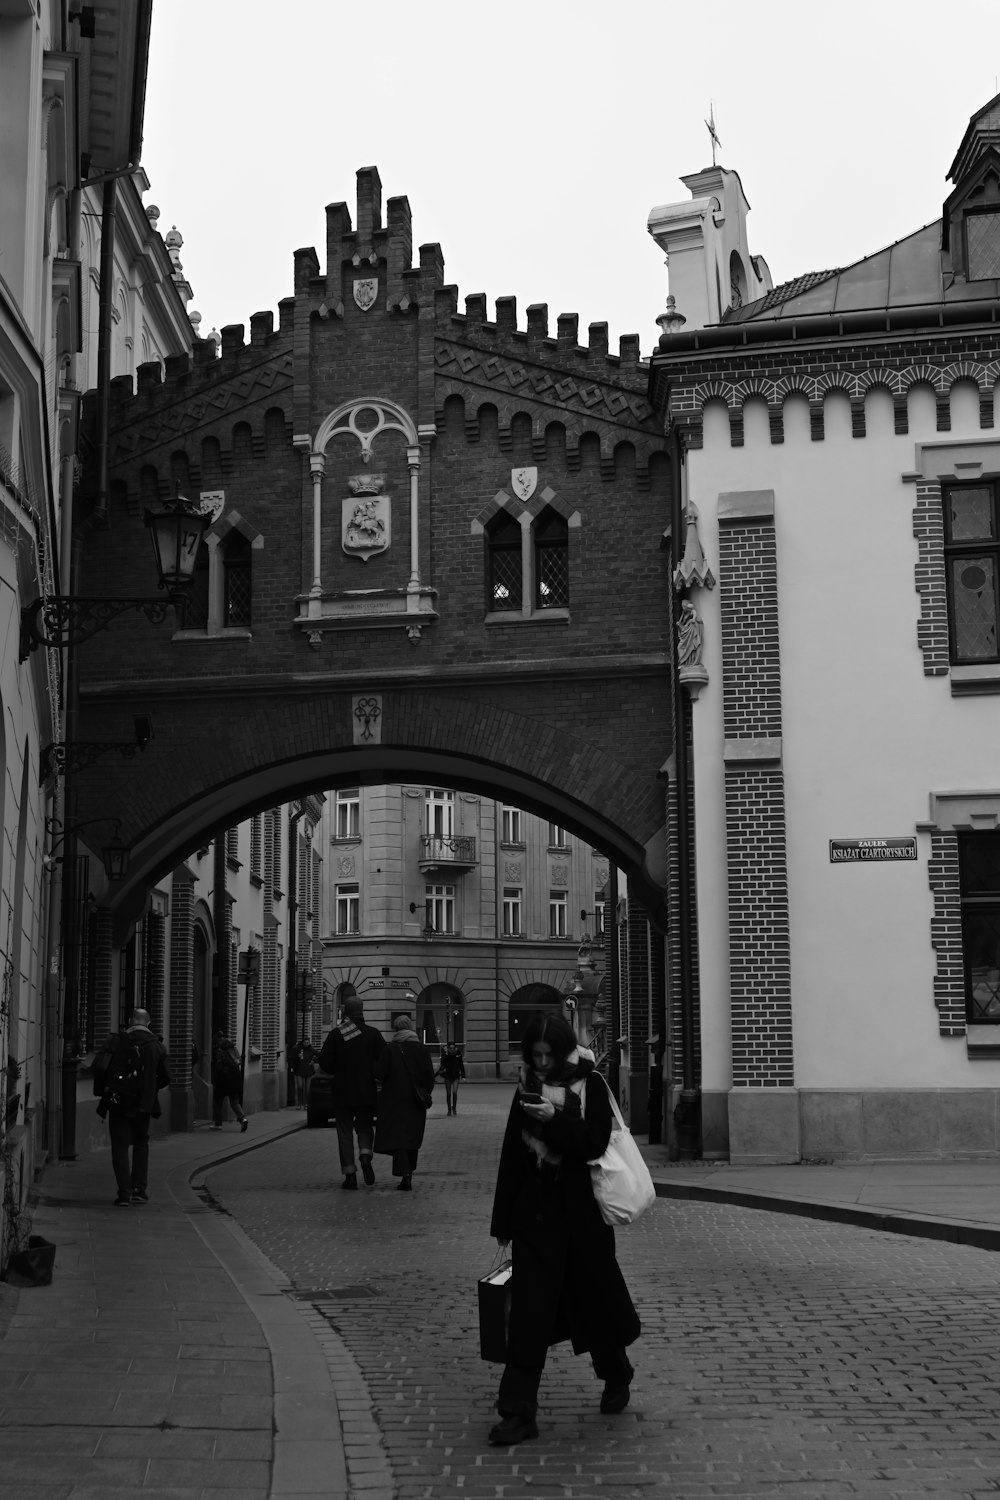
[317,998,386,1189]
[373,1014,435,1191]
[106,1008,170,1207]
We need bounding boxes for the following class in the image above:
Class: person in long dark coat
[488,1014,640,1446]
[373,1014,435,1190]
[317,998,386,1189]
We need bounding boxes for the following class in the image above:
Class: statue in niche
[677,600,704,667]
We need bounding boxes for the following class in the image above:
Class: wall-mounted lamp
[45,816,130,881]
[19,492,208,660]
[408,900,436,940]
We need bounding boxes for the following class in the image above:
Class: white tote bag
[586,1078,657,1227]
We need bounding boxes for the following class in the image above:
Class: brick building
[649,94,1000,1161]
[72,166,676,1139]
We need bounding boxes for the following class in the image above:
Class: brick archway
[77,677,670,932]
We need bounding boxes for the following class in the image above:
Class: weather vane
[705,101,721,167]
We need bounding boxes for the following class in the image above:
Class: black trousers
[213,1084,246,1126]
[498,1346,633,1418]
[109,1110,151,1195]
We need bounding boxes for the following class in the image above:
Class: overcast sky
[143,1,1000,353]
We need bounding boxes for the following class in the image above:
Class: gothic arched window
[487,509,522,611]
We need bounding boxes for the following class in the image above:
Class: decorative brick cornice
[655,333,1000,449]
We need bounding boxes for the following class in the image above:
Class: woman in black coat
[373,1015,435,1190]
[488,1014,640,1446]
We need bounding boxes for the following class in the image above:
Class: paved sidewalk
[641,1148,1000,1250]
[0,1107,344,1500]
[3,1090,1000,1500]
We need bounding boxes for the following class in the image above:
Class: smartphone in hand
[520,1092,544,1106]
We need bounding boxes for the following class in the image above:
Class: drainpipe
[668,426,700,1158]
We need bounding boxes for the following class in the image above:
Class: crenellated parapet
[433,292,662,485]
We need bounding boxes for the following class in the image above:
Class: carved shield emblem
[342,494,390,562]
[511,466,537,502]
[353,278,378,312]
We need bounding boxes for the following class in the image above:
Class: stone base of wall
[800,1088,1000,1160]
[728,1087,801,1164]
[726,1087,1000,1162]
[700,1090,731,1159]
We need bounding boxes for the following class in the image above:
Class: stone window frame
[906,441,1000,691]
[471,483,579,626]
[922,790,1000,1054]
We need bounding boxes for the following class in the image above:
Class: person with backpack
[211,1031,248,1132]
[100,1008,170,1207]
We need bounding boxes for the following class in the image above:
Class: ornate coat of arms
[511,466,538,501]
[353,278,378,312]
[342,474,390,561]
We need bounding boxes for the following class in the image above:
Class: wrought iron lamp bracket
[20,593,180,661]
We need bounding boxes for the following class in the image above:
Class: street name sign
[829,837,917,863]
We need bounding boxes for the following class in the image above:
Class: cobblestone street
[201,1085,1000,1499]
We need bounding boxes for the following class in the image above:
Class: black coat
[317,1022,386,1109]
[373,1033,435,1153]
[122,1026,170,1119]
[490,1064,640,1362]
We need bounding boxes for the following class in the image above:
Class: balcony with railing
[418,834,477,874]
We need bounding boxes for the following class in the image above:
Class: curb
[652,1177,1000,1253]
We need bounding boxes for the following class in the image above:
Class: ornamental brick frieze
[435,341,653,428]
[661,338,1000,448]
[435,379,664,485]
[104,351,295,468]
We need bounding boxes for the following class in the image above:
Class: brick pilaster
[719,490,793,1087]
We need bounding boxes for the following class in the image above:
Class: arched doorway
[507,983,562,1055]
[414,982,464,1054]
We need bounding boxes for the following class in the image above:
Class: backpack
[93,1032,143,1111]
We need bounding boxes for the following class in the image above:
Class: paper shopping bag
[477,1260,512,1363]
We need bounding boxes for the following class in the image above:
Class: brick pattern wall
[719,524,783,740]
[624,900,651,1061]
[724,767,793,1084]
[144,909,166,1035]
[928,831,966,1036]
[168,871,195,1092]
[90,906,113,1044]
[664,701,702,1088]
[719,512,793,1086]
[912,480,951,677]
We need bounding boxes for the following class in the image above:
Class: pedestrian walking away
[437,1041,466,1115]
[317,998,386,1188]
[211,1030,248,1131]
[97,1008,171,1206]
[291,1037,316,1108]
[488,1014,640,1446]
[373,1014,435,1190]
